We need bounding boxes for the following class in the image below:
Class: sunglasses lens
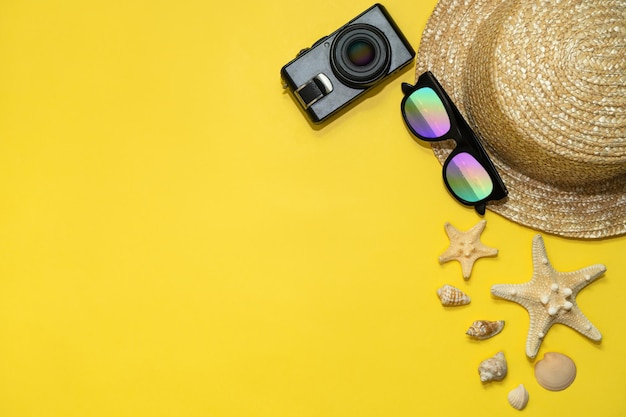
[404,87,450,138]
[445,152,494,203]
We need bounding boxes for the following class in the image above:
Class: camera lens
[347,40,376,66]
[330,24,391,88]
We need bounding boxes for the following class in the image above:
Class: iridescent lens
[347,40,375,66]
[445,152,494,202]
[404,87,450,138]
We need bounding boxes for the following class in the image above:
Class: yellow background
[0,1,624,416]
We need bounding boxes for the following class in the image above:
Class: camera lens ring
[330,24,391,88]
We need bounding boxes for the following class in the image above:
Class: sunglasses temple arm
[401,82,415,95]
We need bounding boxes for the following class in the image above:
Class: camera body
[281,4,415,124]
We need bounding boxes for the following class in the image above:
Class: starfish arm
[443,222,460,239]
[465,220,499,259]
[466,245,499,263]
[438,249,457,264]
[469,219,487,235]
[563,264,607,294]
[491,282,554,358]
[555,305,602,342]
[490,283,537,308]
[526,309,555,359]
[531,235,558,278]
[458,258,477,279]
[439,223,459,264]
[438,250,476,280]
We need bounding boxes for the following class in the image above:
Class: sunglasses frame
[401,71,507,215]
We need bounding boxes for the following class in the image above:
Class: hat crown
[464,0,626,187]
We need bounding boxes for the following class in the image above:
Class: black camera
[280,4,415,124]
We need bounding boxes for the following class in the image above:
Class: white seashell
[507,384,529,410]
[436,284,471,306]
[534,352,576,391]
[466,320,505,340]
[478,351,508,383]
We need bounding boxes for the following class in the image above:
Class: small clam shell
[507,384,529,410]
[437,284,470,306]
[478,351,507,383]
[534,352,576,391]
[466,320,505,340]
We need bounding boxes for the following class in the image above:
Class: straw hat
[416,0,626,239]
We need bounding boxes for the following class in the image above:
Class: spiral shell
[466,320,505,340]
[534,352,577,391]
[436,284,470,306]
[478,351,507,383]
[507,384,529,410]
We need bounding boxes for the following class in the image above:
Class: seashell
[436,284,470,306]
[507,384,529,410]
[534,352,576,391]
[478,351,508,383]
[466,320,505,340]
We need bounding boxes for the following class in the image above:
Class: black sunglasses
[401,71,507,214]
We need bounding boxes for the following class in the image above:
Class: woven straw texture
[416,0,626,239]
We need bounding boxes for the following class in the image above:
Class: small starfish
[439,220,498,279]
[491,235,606,359]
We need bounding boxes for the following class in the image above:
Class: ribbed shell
[507,384,529,410]
[437,284,471,306]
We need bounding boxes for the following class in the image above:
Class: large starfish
[439,220,498,279]
[491,235,606,359]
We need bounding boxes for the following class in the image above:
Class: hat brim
[416,0,626,239]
